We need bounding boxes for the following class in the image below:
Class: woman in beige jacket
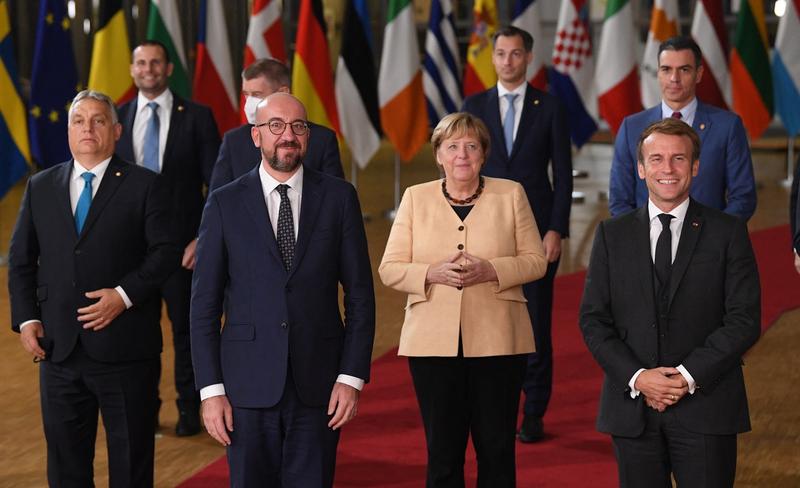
[379,112,547,487]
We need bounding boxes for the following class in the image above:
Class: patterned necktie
[671,111,682,120]
[503,93,518,155]
[75,172,95,233]
[275,184,296,271]
[143,101,160,173]
[654,213,675,291]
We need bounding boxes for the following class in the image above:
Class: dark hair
[637,118,701,164]
[492,26,534,52]
[658,36,702,68]
[242,58,291,90]
[133,40,171,64]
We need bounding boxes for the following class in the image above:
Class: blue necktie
[75,172,95,233]
[143,101,160,173]
[503,93,518,155]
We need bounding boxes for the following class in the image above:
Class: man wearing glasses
[190,93,375,486]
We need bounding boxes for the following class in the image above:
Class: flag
[596,0,642,135]
[28,0,78,168]
[730,0,773,139]
[193,0,238,134]
[423,0,462,127]
[243,0,287,123]
[0,0,29,198]
[691,0,731,109]
[147,0,190,98]
[641,0,679,107]
[87,0,135,104]
[772,0,800,136]
[335,0,380,169]
[550,0,597,147]
[511,0,547,90]
[463,0,498,97]
[378,0,429,162]
[292,0,340,134]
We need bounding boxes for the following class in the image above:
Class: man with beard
[190,93,375,486]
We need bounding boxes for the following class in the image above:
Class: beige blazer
[379,177,547,357]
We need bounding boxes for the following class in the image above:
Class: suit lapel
[162,94,185,173]
[692,102,711,142]
[118,98,138,160]
[289,170,325,278]
[511,85,537,160]
[240,167,283,267]
[634,207,657,310]
[668,200,703,307]
[77,157,127,241]
[56,161,78,240]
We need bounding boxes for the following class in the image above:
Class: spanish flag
[292,0,340,134]
[463,0,498,97]
[87,0,135,105]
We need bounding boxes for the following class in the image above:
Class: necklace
[442,176,484,205]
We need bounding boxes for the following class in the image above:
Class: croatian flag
[772,0,800,136]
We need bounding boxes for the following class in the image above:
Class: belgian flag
[87,0,135,104]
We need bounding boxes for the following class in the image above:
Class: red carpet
[178,225,800,487]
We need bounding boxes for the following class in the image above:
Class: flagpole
[787,137,796,185]
[383,154,401,220]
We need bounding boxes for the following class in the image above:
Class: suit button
[458,225,464,231]
[650,355,656,361]
[457,244,464,250]
[74,249,81,255]
[285,286,292,293]
[457,286,463,290]
[281,322,288,329]
[651,323,656,328]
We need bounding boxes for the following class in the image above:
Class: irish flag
[463,0,497,97]
[640,0,678,108]
[596,0,641,135]
[147,0,190,98]
[378,0,428,162]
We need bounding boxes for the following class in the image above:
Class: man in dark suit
[789,152,800,273]
[209,58,343,192]
[116,40,220,436]
[191,93,375,486]
[610,36,756,220]
[580,118,760,487]
[8,90,179,487]
[462,25,573,442]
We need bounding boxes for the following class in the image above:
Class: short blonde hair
[431,112,490,162]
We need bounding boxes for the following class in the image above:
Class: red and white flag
[244,0,286,66]
[641,0,679,107]
[691,0,731,109]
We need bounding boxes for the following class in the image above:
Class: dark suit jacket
[579,199,760,437]
[462,84,573,238]
[789,152,800,253]
[609,101,756,220]
[8,157,180,363]
[209,122,343,192]
[191,167,375,408]
[116,92,220,247]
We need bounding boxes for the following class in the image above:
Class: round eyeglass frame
[255,119,310,136]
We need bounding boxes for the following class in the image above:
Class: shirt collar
[137,89,173,115]
[72,157,112,181]
[497,82,527,99]
[259,163,304,196]
[661,97,697,122]
[648,197,690,224]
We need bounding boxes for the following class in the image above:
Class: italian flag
[147,0,190,98]
[731,0,774,140]
[596,0,641,135]
[378,0,428,162]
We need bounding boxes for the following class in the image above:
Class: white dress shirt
[497,82,527,143]
[628,198,697,398]
[199,164,364,401]
[132,90,173,171]
[661,97,698,127]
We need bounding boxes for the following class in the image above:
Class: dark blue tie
[143,101,160,172]
[75,172,95,233]
[503,93,518,155]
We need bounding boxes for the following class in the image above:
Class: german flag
[292,0,340,134]
[87,0,134,104]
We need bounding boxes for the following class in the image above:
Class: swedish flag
[0,0,30,198]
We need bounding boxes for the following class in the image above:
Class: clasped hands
[425,251,497,288]
[634,367,690,412]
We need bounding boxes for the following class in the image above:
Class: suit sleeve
[548,99,573,237]
[7,179,41,331]
[378,188,430,300]
[609,118,638,217]
[209,132,235,192]
[319,128,345,179]
[198,106,221,187]
[793,154,800,253]
[721,115,756,221]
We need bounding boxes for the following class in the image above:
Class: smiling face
[658,48,703,111]
[130,44,173,98]
[492,34,532,90]
[435,131,485,186]
[251,93,309,178]
[637,132,699,212]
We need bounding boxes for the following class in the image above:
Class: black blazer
[8,157,180,363]
[116,92,220,247]
[208,122,343,192]
[462,84,573,237]
[579,200,761,437]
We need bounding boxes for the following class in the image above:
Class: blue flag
[28,0,78,168]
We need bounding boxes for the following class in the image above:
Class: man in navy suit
[209,58,343,192]
[116,40,221,436]
[191,93,375,487]
[610,36,756,220]
[462,25,573,442]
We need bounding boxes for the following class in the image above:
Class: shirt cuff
[200,383,226,401]
[676,364,696,394]
[114,286,133,309]
[336,374,364,391]
[628,368,646,399]
[19,320,42,332]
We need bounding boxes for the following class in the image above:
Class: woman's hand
[460,252,498,287]
[425,252,464,287]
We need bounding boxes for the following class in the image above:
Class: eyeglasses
[254,119,310,136]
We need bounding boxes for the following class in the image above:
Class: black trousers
[521,259,559,418]
[159,267,199,405]
[408,350,527,488]
[612,407,737,488]
[40,342,159,488]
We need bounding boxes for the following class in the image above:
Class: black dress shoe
[176,403,201,437]
[518,415,544,443]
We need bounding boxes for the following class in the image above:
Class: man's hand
[425,252,464,288]
[794,252,800,275]
[327,382,359,430]
[20,321,46,360]
[182,238,198,270]
[645,396,668,412]
[459,252,498,287]
[542,230,562,263]
[201,395,233,446]
[634,367,689,407]
[78,289,126,331]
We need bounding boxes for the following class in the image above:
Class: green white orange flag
[378,0,428,162]
[147,0,190,98]
[463,0,498,97]
[730,0,773,139]
[596,0,641,134]
[640,0,678,107]
[87,0,135,104]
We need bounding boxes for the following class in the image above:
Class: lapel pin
[692,221,700,228]
[533,99,540,105]
[177,105,185,112]
[115,171,122,176]
[699,123,706,130]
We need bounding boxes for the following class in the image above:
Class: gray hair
[69,90,119,125]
